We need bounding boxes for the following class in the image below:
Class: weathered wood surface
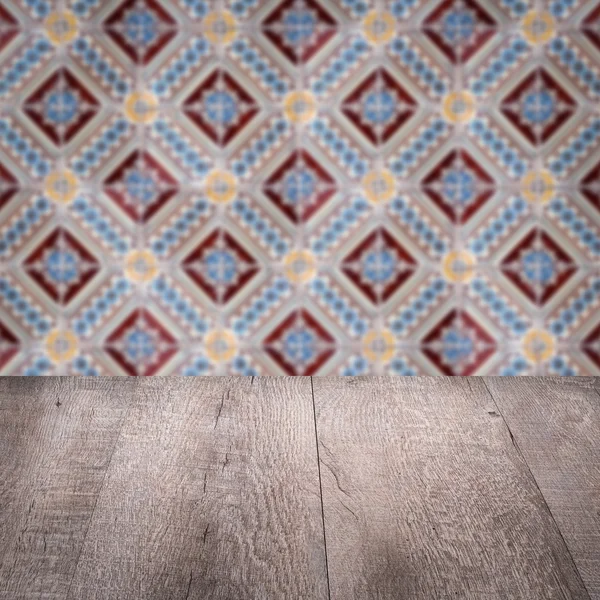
[67,377,328,600]
[0,377,132,600]
[0,377,599,599]
[484,377,600,599]
[312,377,591,600]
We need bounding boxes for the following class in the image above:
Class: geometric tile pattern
[0,0,599,375]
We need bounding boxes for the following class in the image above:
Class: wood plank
[313,377,590,600]
[0,377,132,600]
[484,377,600,599]
[67,377,327,600]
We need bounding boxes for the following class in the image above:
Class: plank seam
[482,378,592,600]
[310,376,332,600]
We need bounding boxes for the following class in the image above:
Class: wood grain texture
[313,377,590,600]
[484,377,600,600]
[0,377,132,600]
[67,377,327,600]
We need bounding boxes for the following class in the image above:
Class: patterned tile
[0,0,599,375]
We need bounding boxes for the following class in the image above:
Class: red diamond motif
[0,320,19,370]
[501,228,577,306]
[421,149,495,223]
[582,4,600,52]
[104,150,179,223]
[262,0,337,65]
[0,5,19,53]
[22,68,100,147]
[263,150,337,223]
[341,68,417,146]
[422,309,496,375]
[183,69,260,147]
[104,308,178,375]
[341,227,416,305]
[0,162,19,211]
[580,159,600,213]
[263,309,335,375]
[24,227,100,305]
[104,0,177,65]
[182,228,260,305]
[500,68,576,147]
[582,322,600,370]
[423,0,497,64]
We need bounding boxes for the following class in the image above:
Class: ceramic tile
[0,0,599,375]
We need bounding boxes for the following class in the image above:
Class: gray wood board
[0,377,132,600]
[312,376,590,600]
[67,377,328,600]
[484,377,600,599]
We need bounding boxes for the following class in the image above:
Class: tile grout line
[481,378,592,600]
[310,376,332,600]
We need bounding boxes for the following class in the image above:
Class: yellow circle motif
[205,170,237,204]
[442,251,476,283]
[442,91,476,124]
[284,250,317,283]
[522,11,555,45]
[523,329,555,364]
[284,91,317,124]
[45,170,79,204]
[362,329,396,363]
[45,11,78,45]
[203,10,238,45]
[205,330,237,363]
[521,170,556,204]
[363,11,396,44]
[125,92,159,124]
[362,170,396,204]
[46,330,78,363]
[125,250,158,282]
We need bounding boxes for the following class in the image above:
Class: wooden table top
[1,377,599,599]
